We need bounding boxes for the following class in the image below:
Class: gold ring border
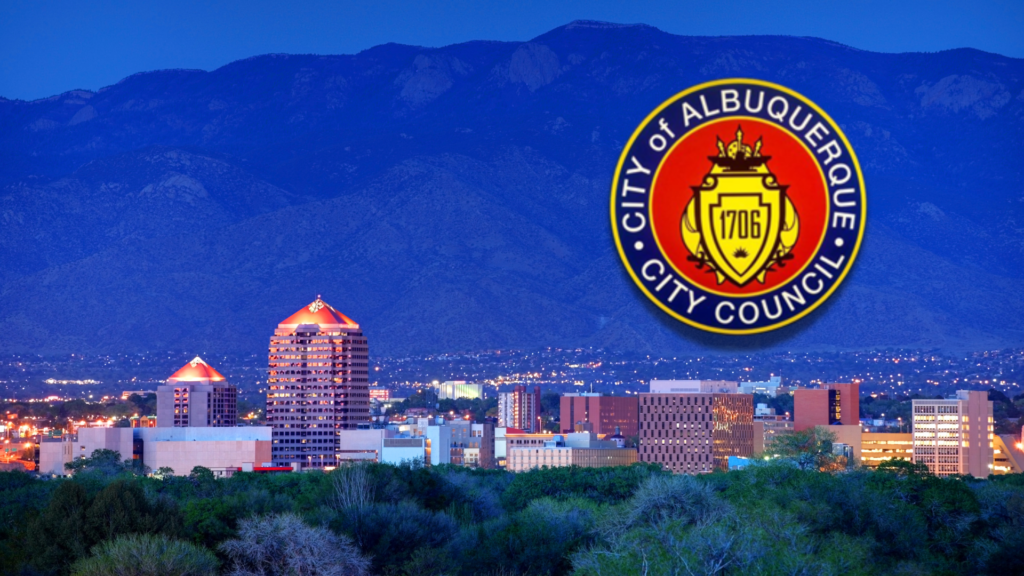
[610,78,867,335]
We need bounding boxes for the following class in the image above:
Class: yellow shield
[698,175,782,286]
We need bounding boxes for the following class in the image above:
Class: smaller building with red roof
[157,356,237,428]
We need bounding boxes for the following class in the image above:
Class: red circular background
[650,117,828,296]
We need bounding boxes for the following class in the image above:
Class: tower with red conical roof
[156,356,237,428]
[266,297,370,470]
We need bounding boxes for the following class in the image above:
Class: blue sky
[1,0,1022,101]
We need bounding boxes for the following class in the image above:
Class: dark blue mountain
[1,20,1022,356]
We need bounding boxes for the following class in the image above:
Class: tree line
[0,447,1022,575]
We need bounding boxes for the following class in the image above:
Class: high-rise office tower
[157,356,237,428]
[912,390,993,478]
[638,393,754,474]
[498,386,542,432]
[266,297,370,470]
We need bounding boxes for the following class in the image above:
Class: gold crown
[715,126,762,160]
[710,126,769,171]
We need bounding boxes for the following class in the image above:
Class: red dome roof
[168,356,226,383]
[279,297,358,328]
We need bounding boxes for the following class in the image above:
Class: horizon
[11,28,1024,104]
[2,0,1023,100]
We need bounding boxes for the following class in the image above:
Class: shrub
[220,513,370,576]
[70,533,217,576]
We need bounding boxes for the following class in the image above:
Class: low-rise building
[134,427,272,476]
[506,432,636,472]
[75,427,137,464]
[438,381,484,400]
[993,435,1024,475]
[753,403,794,448]
[649,380,738,394]
[381,417,494,468]
[381,437,427,466]
[37,436,75,476]
[63,425,274,477]
[861,432,914,469]
[830,425,863,462]
[425,424,453,465]
[739,376,782,397]
[494,426,519,468]
[337,429,392,463]
[451,421,494,468]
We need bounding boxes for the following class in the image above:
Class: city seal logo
[611,79,866,334]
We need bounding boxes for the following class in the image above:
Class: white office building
[437,381,484,400]
[912,390,993,477]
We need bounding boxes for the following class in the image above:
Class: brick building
[794,383,860,431]
[559,393,639,438]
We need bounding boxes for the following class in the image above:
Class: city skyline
[1,4,1022,576]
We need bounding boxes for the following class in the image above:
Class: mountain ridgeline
[1,20,1022,356]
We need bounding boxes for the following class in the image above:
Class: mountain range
[1,20,1023,357]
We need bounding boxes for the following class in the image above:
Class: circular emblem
[611,79,866,334]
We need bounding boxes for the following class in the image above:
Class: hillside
[1,20,1023,355]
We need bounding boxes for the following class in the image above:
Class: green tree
[764,426,846,471]
[876,458,931,477]
[85,479,181,543]
[502,464,664,511]
[70,533,217,576]
[65,448,126,475]
[189,466,216,484]
[26,481,90,574]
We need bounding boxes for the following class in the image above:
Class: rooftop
[278,297,359,328]
[167,356,226,383]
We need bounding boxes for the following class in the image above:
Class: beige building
[143,439,271,478]
[861,432,914,469]
[75,427,136,464]
[37,437,75,476]
[831,425,863,462]
[993,435,1024,475]
[753,403,793,451]
[337,429,392,463]
[507,432,636,472]
[912,391,994,477]
[60,426,274,477]
[649,380,738,394]
[136,427,273,476]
